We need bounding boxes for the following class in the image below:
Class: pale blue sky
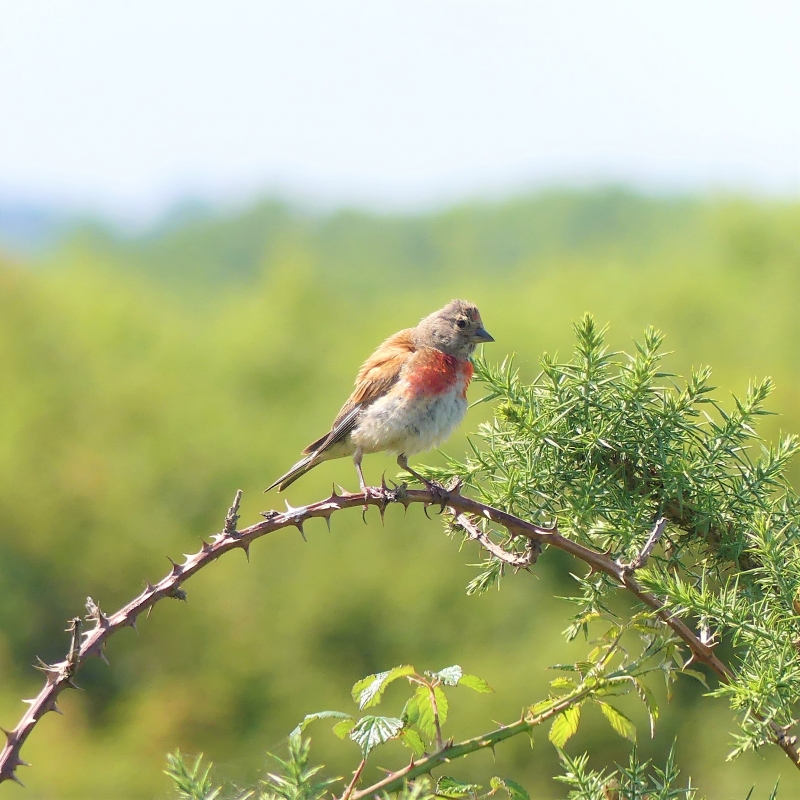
[1,1,799,219]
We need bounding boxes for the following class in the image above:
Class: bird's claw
[422,479,450,514]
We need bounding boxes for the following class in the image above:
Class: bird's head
[415,299,494,359]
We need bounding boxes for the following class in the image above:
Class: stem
[428,684,443,750]
[340,757,367,800]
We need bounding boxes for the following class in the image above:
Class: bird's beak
[472,326,494,343]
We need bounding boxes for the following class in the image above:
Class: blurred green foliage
[1,189,800,798]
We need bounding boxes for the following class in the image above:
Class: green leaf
[399,728,426,757]
[549,677,577,692]
[290,711,351,738]
[633,679,659,738]
[596,701,636,742]
[490,776,530,800]
[431,665,463,685]
[681,668,709,690]
[352,665,416,709]
[406,685,449,740]
[348,715,404,756]
[548,703,582,747]
[436,776,483,797]
[332,717,356,739]
[460,674,494,693]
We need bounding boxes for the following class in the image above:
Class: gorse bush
[166,316,799,799]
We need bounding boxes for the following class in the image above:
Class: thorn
[335,483,347,497]
[7,771,24,787]
[200,540,212,554]
[144,581,155,593]
[48,700,63,716]
[361,504,369,524]
[329,483,340,499]
[21,699,35,707]
[295,522,307,541]
[167,557,182,576]
[224,489,243,534]
[1,727,15,745]
[98,647,110,665]
[241,541,251,562]
[423,504,432,520]
[65,678,81,691]
[129,616,139,633]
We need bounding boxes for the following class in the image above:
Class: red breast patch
[406,350,473,397]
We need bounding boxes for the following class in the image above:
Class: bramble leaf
[490,776,530,800]
[352,665,416,709]
[548,704,582,747]
[596,701,636,742]
[348,715,404,756]
[290,711,351,738]
[332,717,356,739]
[436,776,482,797]
[460,674,494,693]
[400,728,426,757]
[431,665,463,685]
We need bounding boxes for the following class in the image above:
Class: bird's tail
[265,453,319,493]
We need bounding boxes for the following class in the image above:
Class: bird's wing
[301,329,416,456]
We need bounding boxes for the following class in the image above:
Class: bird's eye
[456,319,467,329]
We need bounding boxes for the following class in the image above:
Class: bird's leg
[396,453,449,510]
[354,449,367,494]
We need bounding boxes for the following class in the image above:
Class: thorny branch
[1,483,798,787]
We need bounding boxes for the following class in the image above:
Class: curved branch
[0,483,797,786]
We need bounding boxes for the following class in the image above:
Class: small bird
[266,299,494,493]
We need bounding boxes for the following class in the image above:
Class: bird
[266,299,494,494]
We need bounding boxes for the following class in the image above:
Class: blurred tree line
[1,188,799,798]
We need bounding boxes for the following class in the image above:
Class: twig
[455,513,541,569]
[340,757,367,800]
[1,484,798,785]
[619,517,667,575]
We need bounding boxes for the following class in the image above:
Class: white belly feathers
[351,383,468,456]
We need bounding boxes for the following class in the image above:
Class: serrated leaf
[548,703,582,747]
[529,699,555,717]
[436,776,482,797]
[348,715,404,756]
[549,677,577,692]
[596,701,636,742]
[490,776,530,800]
[400,728,426,757]
[682,668,709,689]
[352,665,416,709]
[407,685,449,740]
[402,691,422,726]
[633,680,659,738]
[332,717,356,739]
[460,674,494,693]
[431,665,463,685]
[290,711,351,737]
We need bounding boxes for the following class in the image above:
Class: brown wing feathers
[299,329,416,456]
